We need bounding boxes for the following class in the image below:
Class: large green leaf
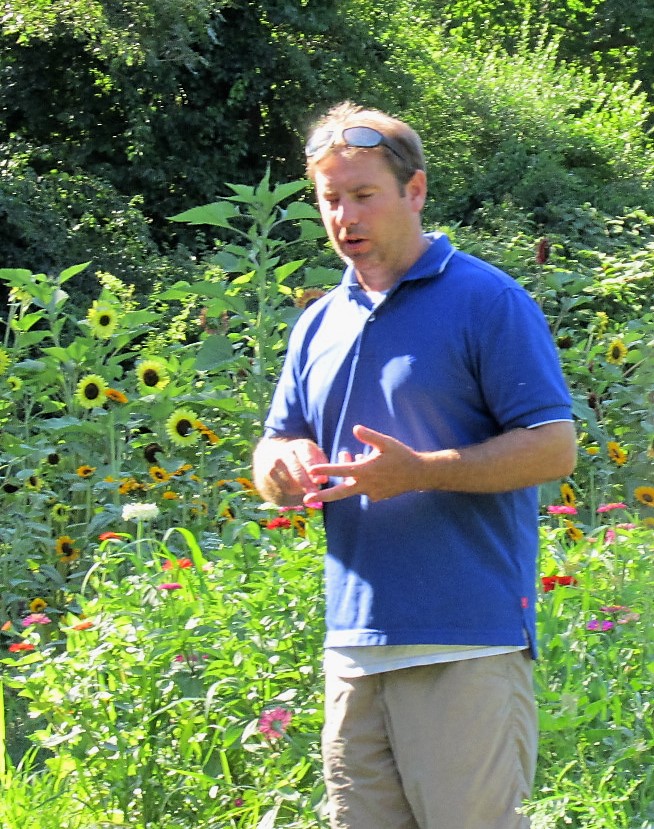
[169,202,239,228]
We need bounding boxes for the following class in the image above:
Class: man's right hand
[253,437,329,506]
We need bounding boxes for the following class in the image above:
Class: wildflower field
[1,177,653,828]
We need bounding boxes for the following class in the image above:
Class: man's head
[305,103,429,291]
[305,101,425,190]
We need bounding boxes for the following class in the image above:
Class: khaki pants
[322,650,537,829]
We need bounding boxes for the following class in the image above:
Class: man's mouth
[341,236,367,253]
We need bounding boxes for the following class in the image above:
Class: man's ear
[406,169,427,213]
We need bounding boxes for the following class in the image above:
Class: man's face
[313,149,426,290]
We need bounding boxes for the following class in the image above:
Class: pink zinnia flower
[21,613,51,627]
[257,706,292,739]
[587,619,614,632]
[158,582,183,591]
[596,502,627,513]
[547,505,578,515]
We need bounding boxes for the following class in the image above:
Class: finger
[309,478,358,503]
[309,462,359,478]
[352,424,387,447]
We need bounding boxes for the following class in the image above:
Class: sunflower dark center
[85,383,101,400]
[176,418,193,436]
[143,369,160,387]
[62,541,74,554]
[99,314,112,326]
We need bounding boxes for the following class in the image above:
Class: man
[253,101,577,829]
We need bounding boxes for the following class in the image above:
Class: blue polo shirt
[264,233,572,654]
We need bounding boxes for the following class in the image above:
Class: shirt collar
[341,232,455,294]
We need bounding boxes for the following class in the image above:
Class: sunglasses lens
[305,129,334,157]
[342,126,383,148]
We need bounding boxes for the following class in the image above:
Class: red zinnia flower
[541,575,577,592]
[99,532,123,542]
[8,642,36,652]
[266,516,292,530]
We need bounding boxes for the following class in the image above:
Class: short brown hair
[305,101,425,185]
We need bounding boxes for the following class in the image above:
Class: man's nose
[336,201,358,227]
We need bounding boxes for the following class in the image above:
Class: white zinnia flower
[122,502,160,522]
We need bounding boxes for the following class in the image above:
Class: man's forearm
[414,422,577,494]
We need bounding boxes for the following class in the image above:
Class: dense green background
[2,0,654,297]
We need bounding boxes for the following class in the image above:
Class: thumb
[352,424,386,449]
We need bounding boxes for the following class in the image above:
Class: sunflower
[560,482,576,506]
[87,301,120,338]
[564,520,584,543]
[75,374,108,409]
[119,477,146,494]
[294,287,327,309]
[149,465,171,484]
[143,442,164,463]
[607,441,628,466]
[0,347,11,376]
[55,535,80,561]
[634,486,654,508]
[6,375,22,392]
[606,339,628,365]
[291,513,307,537]
[104,388,129,404]
[25,474,43,491]
[51,503,70,522]
[235,477,256,493]
[195,420,220,445]
[162,490,179,500]
[76,465,96,478]
[165,409,200,447]
[173,463,194,476]
[136,359,170,393]
[29,597,47,613]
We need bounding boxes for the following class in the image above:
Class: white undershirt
[324,643,527,678]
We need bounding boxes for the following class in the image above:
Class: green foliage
[2,521,327,828]
[420,0,654,92]
[0,175,338,626]
[390,31,654,233]
[0,0,414,286]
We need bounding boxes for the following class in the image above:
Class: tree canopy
[1,0,654,295]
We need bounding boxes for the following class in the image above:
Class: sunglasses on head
[305,125,406,163]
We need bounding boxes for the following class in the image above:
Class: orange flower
[72,620,95,631]
[9,642,35,652]
[104,388,129,404]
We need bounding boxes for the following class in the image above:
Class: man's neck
[354,235,430,292]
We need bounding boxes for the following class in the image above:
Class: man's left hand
[305,424,420,503]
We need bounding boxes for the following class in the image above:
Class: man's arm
[304,421,577,503]
[253,436,329,506]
